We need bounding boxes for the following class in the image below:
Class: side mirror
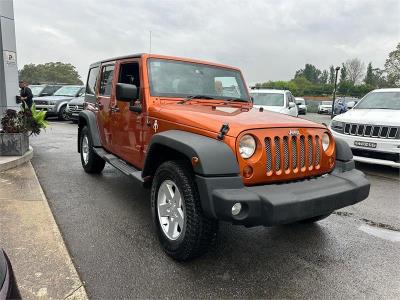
[116,83,138,102]
[289,102,296,108]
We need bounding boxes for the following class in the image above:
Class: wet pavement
[30,116,400,299]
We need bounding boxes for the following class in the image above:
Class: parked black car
[30,84,62,97]
[0,249,20,299]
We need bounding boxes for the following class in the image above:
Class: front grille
[343,123,399,139]
[68,104,84,113]
[34,100,48,105]
[265,134,322,175]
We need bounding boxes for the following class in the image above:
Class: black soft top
[89,53,144,68]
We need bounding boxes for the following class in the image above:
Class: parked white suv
[250,89,298,117]
[330,88,400,168]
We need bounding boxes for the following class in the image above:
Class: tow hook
[217,123,230,140]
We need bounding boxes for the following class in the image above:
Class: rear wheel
[151,160,218,261]
[80,126,105,173]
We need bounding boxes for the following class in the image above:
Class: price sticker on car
[354,141,377,148]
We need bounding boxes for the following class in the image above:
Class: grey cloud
[14,0,399,84]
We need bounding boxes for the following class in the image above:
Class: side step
[93,148,144,183]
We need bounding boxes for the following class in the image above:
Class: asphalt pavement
[30,114,400,299]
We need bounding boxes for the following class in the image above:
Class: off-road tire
[80,126,105,173]
[58,105,69,121]
[151,160,218,261]
[299,213,332,223]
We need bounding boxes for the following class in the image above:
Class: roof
[90,53,144,68]
[371,88,400,93]
[249,89,287,94]
[89,53,240,70]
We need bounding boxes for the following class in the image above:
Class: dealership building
[0,0,19,116]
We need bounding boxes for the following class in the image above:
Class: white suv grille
[344,123,399,139]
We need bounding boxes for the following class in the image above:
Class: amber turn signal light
[243,165,253,178]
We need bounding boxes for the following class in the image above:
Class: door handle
[110,107,120,113]
[95,102,103,109]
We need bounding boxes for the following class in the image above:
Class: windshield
[53,86,82,97]
[30,85,45,96]
[251,93,284,106]
[322,101,332,106]
[295,99,305,105]
[355,92,400,110]
[148,58,250,101]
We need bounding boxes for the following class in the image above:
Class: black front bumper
[196,162,370,226]
[67,112,79,121]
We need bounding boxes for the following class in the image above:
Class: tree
[344,58,365,84]
[320,70,329,84]
[364,62,374,85]
[294,64,322,84]
[19,62,83,85]
[340,63,347,82]
[329,66,335,84]
[384,42,400,86]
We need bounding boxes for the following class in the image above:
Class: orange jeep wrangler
[78,54,370,261]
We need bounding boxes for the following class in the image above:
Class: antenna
[149,31,152,54]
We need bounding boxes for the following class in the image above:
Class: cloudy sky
[13,0,399,84]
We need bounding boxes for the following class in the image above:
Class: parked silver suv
[34,85,84,120]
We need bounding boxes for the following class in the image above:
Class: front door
[110,59,143,167]
[96,63,116,152]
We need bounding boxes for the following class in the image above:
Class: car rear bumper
[196,161,370,226]
[0,250,19,299]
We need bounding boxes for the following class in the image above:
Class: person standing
[19,80,33,109]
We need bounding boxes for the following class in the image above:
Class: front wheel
[80,126,105,173]
[151,160,218,261]
[58,105,69,121]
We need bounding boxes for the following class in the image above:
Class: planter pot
[0,133,29,156]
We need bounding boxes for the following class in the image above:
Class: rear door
[96,63,116,152]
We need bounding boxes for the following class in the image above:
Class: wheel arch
[77,110,101,153]
[142,130,239,178]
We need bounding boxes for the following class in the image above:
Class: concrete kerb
[0,146,33,172]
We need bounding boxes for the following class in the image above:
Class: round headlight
[322,133,331,151]
[239,135,256,159]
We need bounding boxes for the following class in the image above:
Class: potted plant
[0,103,48,156]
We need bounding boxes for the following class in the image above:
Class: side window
[288,93,294,102]
[118,63,140,87]
[285,92,291,106]
[99,65,115,96]
[86,66,99,95]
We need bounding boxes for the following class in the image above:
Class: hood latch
[217,123,230,140]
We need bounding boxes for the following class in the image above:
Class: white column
[0,0,19,116]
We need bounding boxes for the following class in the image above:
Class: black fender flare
[333,137,355,173]
[77,110,101,152]
[142,130,239,177]
[334,137,353,161]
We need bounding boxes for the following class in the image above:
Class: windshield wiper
[222,98,250,103]
[178,95,215,104]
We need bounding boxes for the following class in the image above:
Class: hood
[319,104,332,108]
[34,95,75,102]
[333,108,400,126]
[68,96,85,105]
[149,103,322,137]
